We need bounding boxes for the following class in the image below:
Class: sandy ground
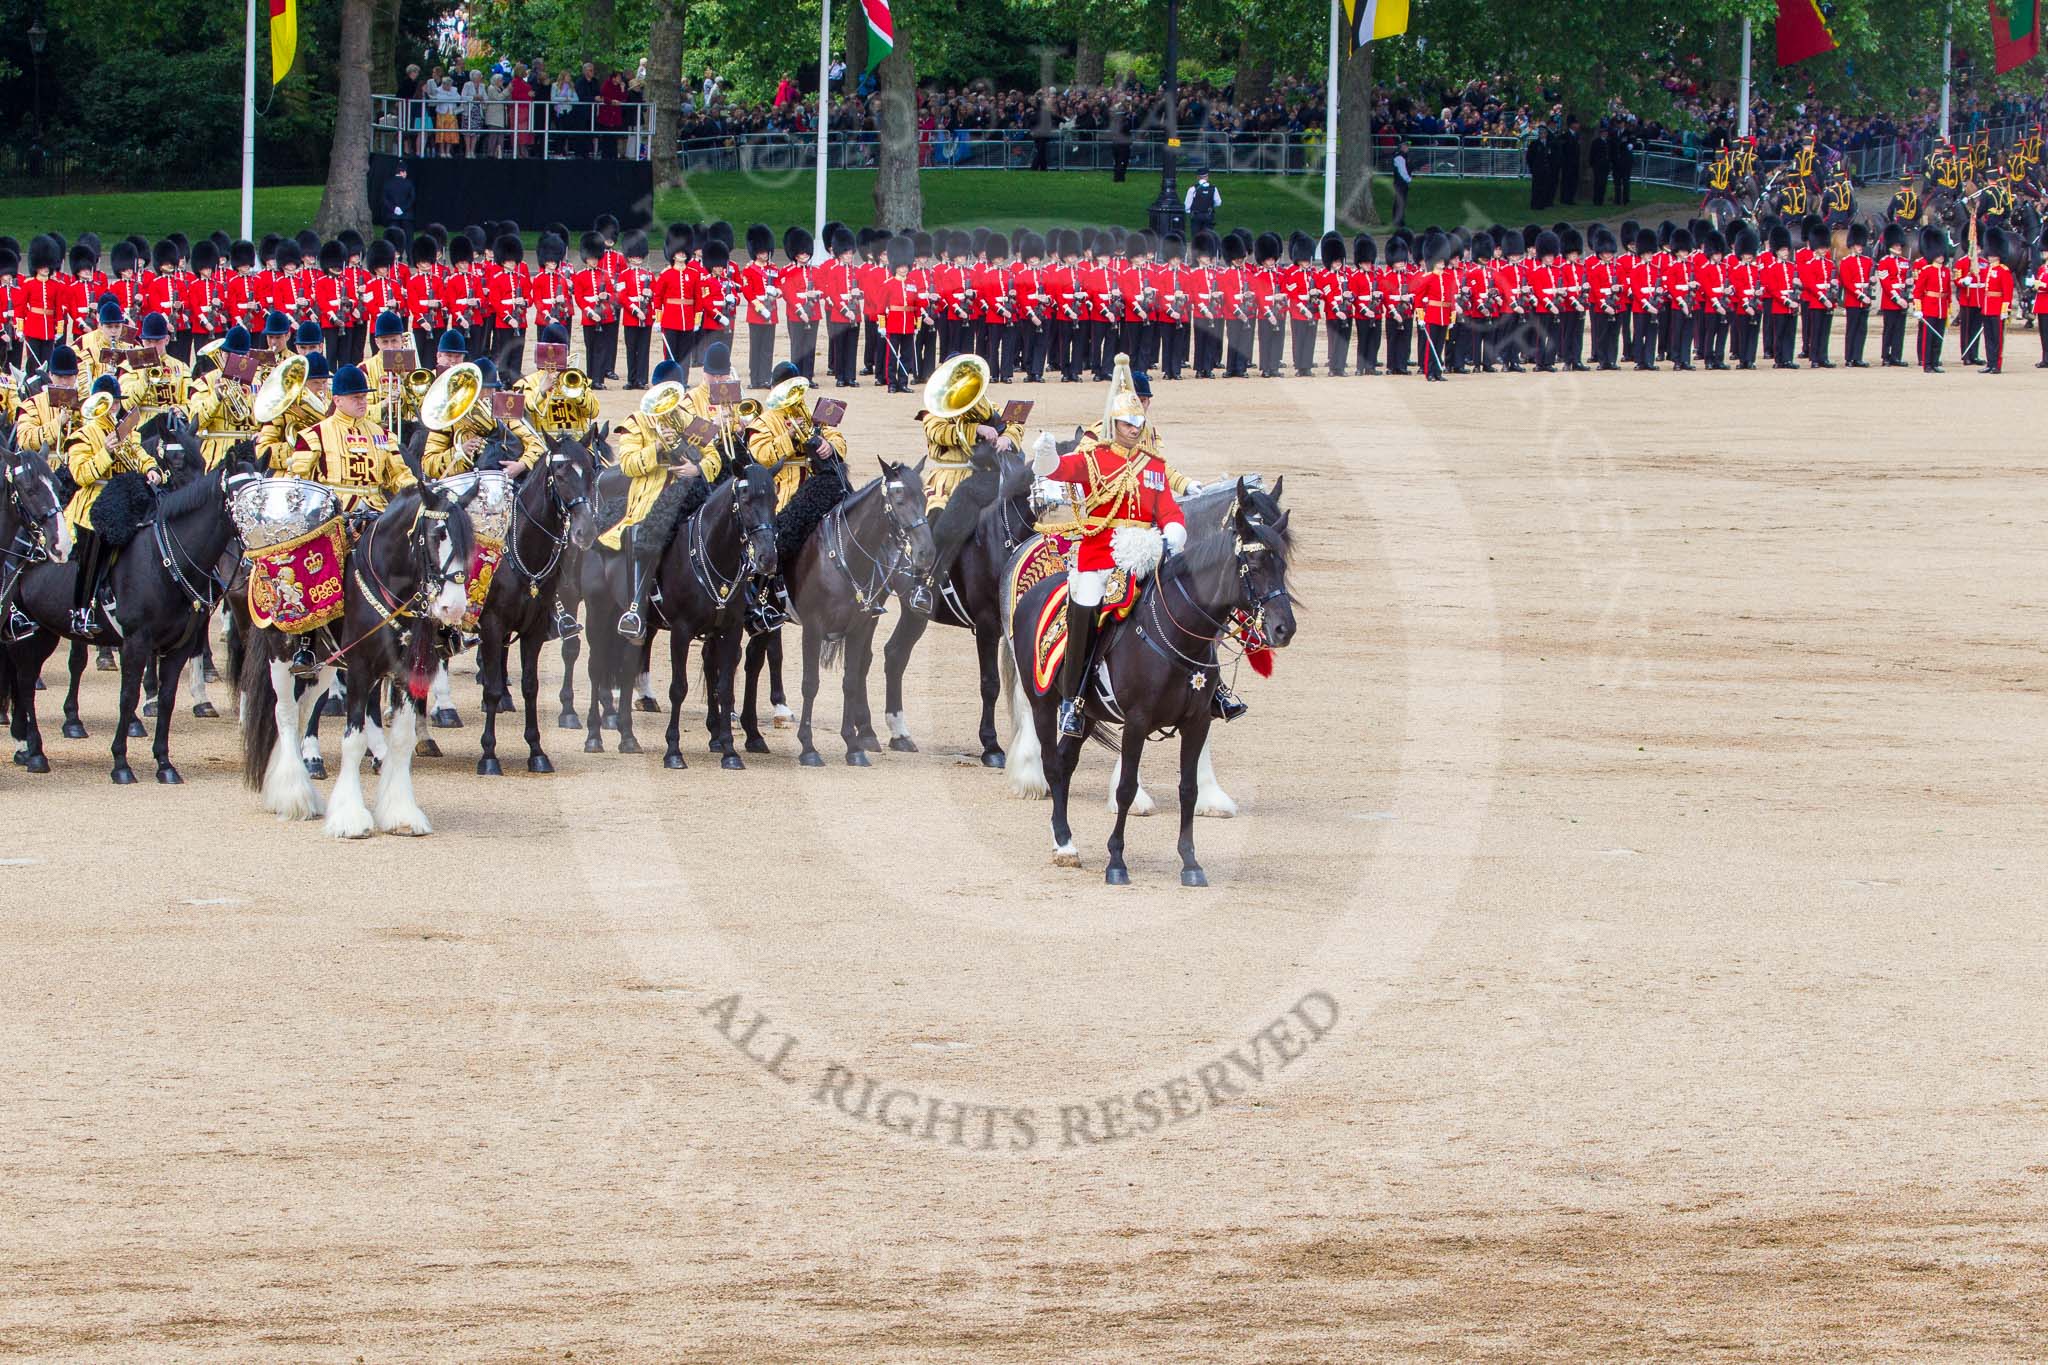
[4,331,2048,1361]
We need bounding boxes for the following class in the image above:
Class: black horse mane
[1172,500,1292,600]
[153,461,229,520]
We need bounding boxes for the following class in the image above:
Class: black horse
[865,440,1030,766]
[739,460,937,766]
[1006,482,1296,885]
[474,433,600,775]
[579,460,779,768]
[6,441,261,784]
[0,450,71,713]
[547,421,619,731]
[240,480,478,835]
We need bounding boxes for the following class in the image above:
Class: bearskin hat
[1315,231,1342,267]
[595,212,621,240]
[1589,226,1617,256]
[1767,223,1792,253]
[1670,227,1693,253]
[1254,231,1283,264]
[461,224,486,255]
[882,233,913,272]
[1422,230,1454,266]
[1384,234,1410,265]
[318,239,345,272]
[367,239,396,271]
[619,230,647,260]
[225,238,252,271]
[828,225,856,257]
[190,239,219,274]
[1654,220,1674,248]
[1560,226,1584,256]
[496,233,525,266]
[410,233,439,267]
[537,233,568,266]
[1802,214,1826,244]
[701,239,730,270]
[1920,226,1949,260]
[1160,232,1184,262]
[253,232,277,263]
[984,231,1009,259]
[1352,233,1377,266]
[1618,219,1639,245]
[110,241,138,276]
[123,234,149,264]
[784,225,813,260]
[1192,229,1220,260]
[1502,229,1525,258]
[338,228,365,255]
[293,228,319,257]
[745,222,774,259]
[447,234,474,267]
[1535,229,1560,260]
[1702,229,1727,256]
[153,239,181,272]
[706,220,733,248]
[1285,230,1311,264]
[1731,225,1760,257]
[69,242,99,274]
[1847,222,1870,250]
[577,230,604,262]
[275,241,303,270]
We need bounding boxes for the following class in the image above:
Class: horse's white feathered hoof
[1052,844,1082,868]
[772,704,794,728]
[1195,790,1238,818]
[1010,765,1050,800]
[376,805,432,837]
[323,805,374,839]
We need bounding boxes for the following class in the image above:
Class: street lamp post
[1146,0,1183,237]
[27,19,47,179]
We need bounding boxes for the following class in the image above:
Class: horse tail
[1001,626,1048,800]
[820,635,843,671]
[223,611,245,693]
[240,633,279,791]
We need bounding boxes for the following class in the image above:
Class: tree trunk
[1235,33,1272,105]
[1335,42,1378,227]
[1075,36,1105,86]
[844,0,868,94]
[315,0,375,235]
[650,0,687,190]
[583,0,617,60]
[369,0,400,95]
[872,23,922,230]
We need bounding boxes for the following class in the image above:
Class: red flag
[1776,0,1837,65]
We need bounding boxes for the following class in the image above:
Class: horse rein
[504,458,587,594]
[321,500,466,668]
[686,481,774,608]
[825,481,926,615]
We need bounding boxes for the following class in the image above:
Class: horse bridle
[504,456,589,593]
[353,499,467,624]
[686,478,775,608]
[1,460,61,610]
[827,478,929,614]
[1141,536,1284,673]
[153,468,255,618]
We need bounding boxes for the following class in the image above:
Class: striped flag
[270,0,297,85]
[861,0,893,73]
[1991,0,2040,73]
[1342,0,1409,50]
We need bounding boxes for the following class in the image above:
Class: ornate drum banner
[232,478,348,636]
[433,471,513,631]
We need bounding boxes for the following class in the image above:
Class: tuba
[422,362,487,454]
[639,379,692,452]
[253,353,309,425]
[922,352,988,420]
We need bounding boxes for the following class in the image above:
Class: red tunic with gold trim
[1041,437,1187,573]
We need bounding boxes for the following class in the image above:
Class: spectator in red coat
[597,70,627,160]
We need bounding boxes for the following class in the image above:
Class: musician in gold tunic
[599,358,707,639]
[64,377,163,634]
[420,358,546,480]
[257,353,334,472]
[514,325,602,435]
[117,312,196,414]
[181,326,260,469]
[285,364,416,514]
[11,345,84,462]
[919,353,1021,511]
[748,360,848,510]
[75,298,132,389]
[359,311,419,393]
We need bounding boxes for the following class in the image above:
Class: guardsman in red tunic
[614,231,654,390]
[1835,224,1875,367]
[817,225,859,387]
[1976,227,2017,373]
[691,237,735,386]
[2031,246,2048,367]
[1031,353,1188,739]
[65,242,108,336]
[486,234,531,381]
[1379,234,1417,376]
[855,230,888,381]
[1013,230,1050,382]
[1625,229,1661,370]
[1875,224,1914,367]
[525,233,574,367]
[439,235,486,360]
[740,223,781,389]
[1042,230,1082,382]
[1795,227,1838,367]
[571,231,620,389]
[1345,233,1382,375]
[1527,230,1561,371]
[404,233,445,364]
[778,225,822,381]
[1583,228,1622,370]
[1912,227,1954,372]
[1692,229,1728,369]
[1761,224,1799,368]
[877,234,923,393]
[971,232,1014,380]
[17,236,70,369]
[0,245,20,373]
[1414,233,1458,382]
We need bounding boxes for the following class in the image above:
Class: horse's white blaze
[323,726,374,839]
[427,528,468,626]
[1106,755,1157,817]
[374,704,431,835]
[1003,643,1048,799]
[1193,738,1236,818]
[262,661,324,820]
[885,710,911,740]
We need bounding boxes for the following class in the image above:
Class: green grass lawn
[0,172,1690,245]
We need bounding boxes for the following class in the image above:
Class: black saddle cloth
[93,471,157,550]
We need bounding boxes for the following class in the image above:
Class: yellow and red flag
[270,0,298,85]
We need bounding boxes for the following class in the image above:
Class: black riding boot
[1057,599,1096,739]
[616,526,651,641]
[1210,684,1248,722]
[746,576,791,633]
[69,529,103,637]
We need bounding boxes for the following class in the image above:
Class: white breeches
[1067,567,1111,608]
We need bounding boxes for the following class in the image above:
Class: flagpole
[1322,1,1341,232]
[1736,19,1751,140]
[1940,14,1953,142]
[241,0,257,240]
[815,0,832,244]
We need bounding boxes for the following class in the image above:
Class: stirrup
[289,644,320,679]
[550,609,583,641]
[1056,696,1087,739]
[69,607,97,638]
[5,605,38,642]
[617,607,646,641]
[907,577,935,615]
[746,600,788,633]
[1210,685,1249,723]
